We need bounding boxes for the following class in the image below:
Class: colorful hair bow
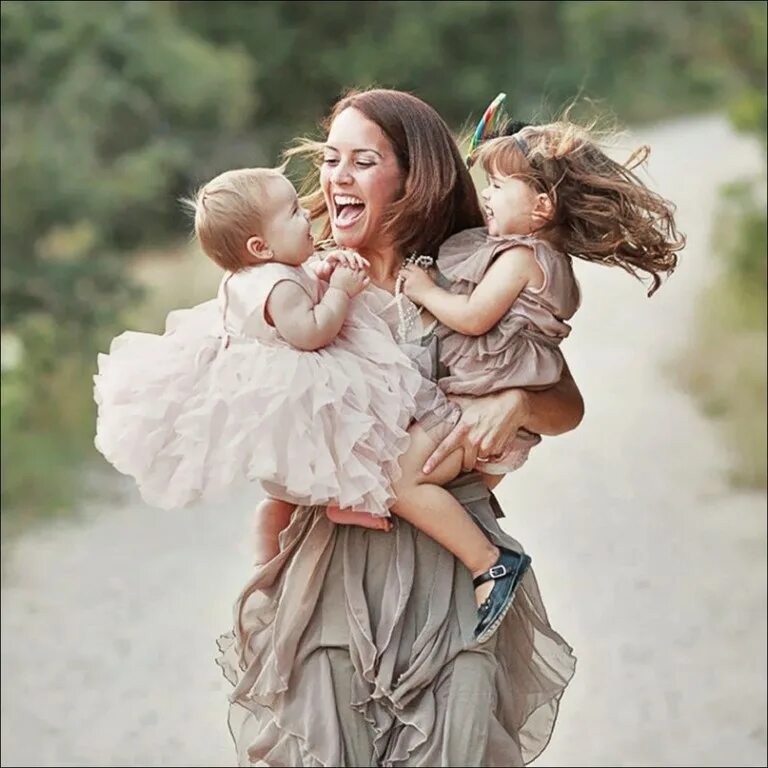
[465,92,507,167]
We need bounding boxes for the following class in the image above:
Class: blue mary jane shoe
[473,547,531,644]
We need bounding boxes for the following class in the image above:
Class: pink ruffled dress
[94,262,426,516]
[435,227,581,472]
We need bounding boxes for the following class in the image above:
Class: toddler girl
[391,117,684,641]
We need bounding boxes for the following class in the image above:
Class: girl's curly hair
[474,116,685,296]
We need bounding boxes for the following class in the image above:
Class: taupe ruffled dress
[435,228,581,397]
[434,228,581,472]
[216,286,576,767]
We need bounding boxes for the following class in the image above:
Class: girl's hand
[400,265,436,304]
[330,266,370,298]
[423,390,531,474]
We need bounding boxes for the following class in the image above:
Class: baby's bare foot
[326,506,393,531]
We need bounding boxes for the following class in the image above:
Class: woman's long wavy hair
[474,115,685,296]
[284,88,483,258]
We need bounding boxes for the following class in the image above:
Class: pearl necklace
[394,253,435,343]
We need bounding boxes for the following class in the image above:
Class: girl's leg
[391,425,500,606]
[251,497,295,564]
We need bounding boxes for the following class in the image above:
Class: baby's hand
[324,249,370,272]
[400,264,436,303]
[330,266,370,298]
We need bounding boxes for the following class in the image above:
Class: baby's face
[261,176,314,266]
[480,173,540,237]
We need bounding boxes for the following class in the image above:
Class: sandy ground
[1,114,766,767]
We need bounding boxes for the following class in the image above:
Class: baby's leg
[325,506,393,531]
[391,425,500,606]
[251,497,295,564]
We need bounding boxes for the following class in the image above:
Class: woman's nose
[331,161,353,185]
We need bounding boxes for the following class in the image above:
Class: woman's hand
[423,390,531,474]
[423,365,584,474]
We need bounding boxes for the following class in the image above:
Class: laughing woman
[217,89,580,767]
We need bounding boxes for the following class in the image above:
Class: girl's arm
[401,246,543,337]
[266,267,367,351]
[423,362,584,474]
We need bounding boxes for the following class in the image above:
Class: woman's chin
[331,225,366,250]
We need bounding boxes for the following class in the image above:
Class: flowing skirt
[216,474,576,767]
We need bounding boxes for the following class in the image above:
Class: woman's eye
[322,157,338,166]
[356,161,374,168]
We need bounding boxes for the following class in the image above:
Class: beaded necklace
[394,253,435,342]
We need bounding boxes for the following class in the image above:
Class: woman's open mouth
[333,194,366,230]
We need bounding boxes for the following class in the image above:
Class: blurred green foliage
[1,0,766,527]
[681,176,767,490]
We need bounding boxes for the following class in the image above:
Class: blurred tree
[1,0,765,520]
[1,0,255,333]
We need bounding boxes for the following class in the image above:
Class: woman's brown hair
[285,88,483,258]
[475,120,685,296]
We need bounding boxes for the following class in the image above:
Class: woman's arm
[515,362,584,436]
[422,362,584,474]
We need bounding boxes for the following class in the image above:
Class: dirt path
[2,114,765,767]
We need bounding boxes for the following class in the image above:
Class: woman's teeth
[334,195,366,228]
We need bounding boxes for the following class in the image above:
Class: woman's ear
[532,193,554,225]
[246,236,273,262]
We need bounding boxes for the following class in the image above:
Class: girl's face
[261,176,314,265]
[320,108,404,253]
[480,173,541,237]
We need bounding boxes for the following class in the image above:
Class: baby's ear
[246,236,273,262]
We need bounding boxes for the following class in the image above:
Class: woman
[217,88,581,767]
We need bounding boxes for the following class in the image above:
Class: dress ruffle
[435,228,579,396]
[94,292,423,515]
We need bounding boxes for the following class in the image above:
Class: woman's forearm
[515,363,584,436]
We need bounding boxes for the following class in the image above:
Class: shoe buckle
[489,564,508,579]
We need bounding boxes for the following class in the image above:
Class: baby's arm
[402,246,544,337]
[266,267,367,351]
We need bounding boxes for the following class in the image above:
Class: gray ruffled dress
[216,283,576,767]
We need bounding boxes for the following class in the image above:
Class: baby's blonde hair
[182,166,287,272]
